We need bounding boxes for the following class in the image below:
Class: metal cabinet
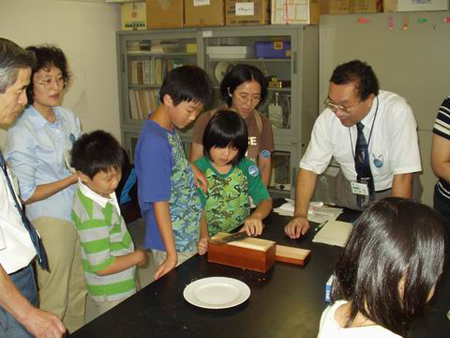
[116,25,318,197]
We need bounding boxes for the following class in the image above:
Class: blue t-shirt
[135,120,202,252]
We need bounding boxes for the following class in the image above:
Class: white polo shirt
[0,164,36,274]
[300,90,422,191]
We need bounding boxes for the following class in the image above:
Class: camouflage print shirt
[195,156,270,236]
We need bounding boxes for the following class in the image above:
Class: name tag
[351,181,369,196]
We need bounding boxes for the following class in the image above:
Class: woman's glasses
[35,77,66,91]
[235,93,261,106]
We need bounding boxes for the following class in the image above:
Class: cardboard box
[271,0,320,25]
[184,0,225,27]
[146,0,183,29]
[226,0,270,26]
[320,0,382,14]
[121,2,147,30]
[384,0,449,12]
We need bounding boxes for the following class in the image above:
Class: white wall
[319,12,450,206]
[0,0,121,146]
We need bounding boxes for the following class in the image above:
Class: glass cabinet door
[268,143,300,198]
[119,30,198,125]
[201,27,295,135]
[122,130,140,162]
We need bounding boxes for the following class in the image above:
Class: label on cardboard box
[121,2,147,30]
[383,0,449,12]
[194,0,211,6]
[236,2,255,15]
[271,0,320,25]
[226,0,270,25]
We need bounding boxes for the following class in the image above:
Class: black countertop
[70,205,450,337]
[71,210,342,338]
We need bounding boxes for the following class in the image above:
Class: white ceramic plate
[183,277,250,309]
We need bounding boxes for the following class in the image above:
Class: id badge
[351,181,369,196]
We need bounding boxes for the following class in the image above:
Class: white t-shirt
[0,164,36,274]
[301,90,422,191]
[318,300,402,338]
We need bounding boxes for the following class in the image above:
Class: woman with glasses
[6,45,86,333]
[190,64,274,186]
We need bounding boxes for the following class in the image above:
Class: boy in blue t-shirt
[134,65,213,280]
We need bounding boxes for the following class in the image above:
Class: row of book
[128,89,159,120]
[128,58,185,85]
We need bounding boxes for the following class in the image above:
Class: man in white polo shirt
[0,38,65,338]
[285,60,421,239]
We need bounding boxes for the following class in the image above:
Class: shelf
[127,51,197,57]
[117,26,319,198]
[129,84,161,89]
[207,58,291,62]
[267,87,291,92]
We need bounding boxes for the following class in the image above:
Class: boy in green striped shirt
[71,130,146,316]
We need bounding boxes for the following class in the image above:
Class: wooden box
[208,233,276,273]
[275,245,310,266]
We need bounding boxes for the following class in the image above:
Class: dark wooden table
[71,210,344,338]
[70,205,450,338]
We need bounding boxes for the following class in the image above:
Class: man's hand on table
[284,216,310,239]
[22,307,66,338]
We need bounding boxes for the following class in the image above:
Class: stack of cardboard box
[119,0,450,30]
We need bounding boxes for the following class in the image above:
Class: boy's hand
[135,249,147,267]
[197,237,209,255]
[191,164,208,193]
[154,254,177,280]
[242,218,264,236]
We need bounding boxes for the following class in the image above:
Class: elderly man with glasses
[285,60,421,239]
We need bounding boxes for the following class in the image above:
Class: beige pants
[92,296,126,317]
[33,217,87,333]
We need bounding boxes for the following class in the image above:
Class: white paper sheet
[312,220,353,247]
[274,200,343,224]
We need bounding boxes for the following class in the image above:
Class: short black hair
[0,38,36,93]
[220,64,268,107]
[71,130,124,179]
[331,197,447,336]
[25,45,70,105]
[330,60,379,101]
[159,65,213,107]
[203,110,248,166]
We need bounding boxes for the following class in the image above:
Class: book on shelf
[150,39,180,53]
[128,89,139,120]
[129,58,186,85]
[128,89,159,120]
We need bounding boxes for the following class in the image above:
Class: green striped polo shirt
[71,184,136,302]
